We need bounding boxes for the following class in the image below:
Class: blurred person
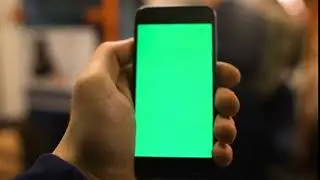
[0,122,23,180]
[15,39,241,180]
[208,0,305,179]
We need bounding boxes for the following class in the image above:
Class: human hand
[53,38,240,180]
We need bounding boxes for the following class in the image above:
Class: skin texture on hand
[53,38,241,180]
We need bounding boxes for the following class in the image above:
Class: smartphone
[133,5,216,179]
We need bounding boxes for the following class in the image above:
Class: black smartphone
[133,5,217,179]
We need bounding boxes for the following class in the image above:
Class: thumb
[91,38,134,82]
[107,38,134,66]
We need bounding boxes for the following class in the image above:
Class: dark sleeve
[15,154,86,180]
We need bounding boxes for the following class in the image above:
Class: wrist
[53,138,136,180]
[75,163,136,180]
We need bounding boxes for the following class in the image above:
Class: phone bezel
[132,5,218,179]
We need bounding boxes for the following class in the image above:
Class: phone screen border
[133,6,218,179]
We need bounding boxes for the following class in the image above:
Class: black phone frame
[132,5,218,179]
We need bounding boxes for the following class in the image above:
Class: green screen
[135,23,214,158]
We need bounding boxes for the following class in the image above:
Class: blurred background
[0,0,317,179]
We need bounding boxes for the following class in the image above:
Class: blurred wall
[0,0,30,120]
[119,0,139,39]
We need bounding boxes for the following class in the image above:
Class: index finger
[216,61,241,88]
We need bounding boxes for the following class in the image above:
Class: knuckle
[98,42,111,50]
[74,72,106,94]
[97,42,114,53]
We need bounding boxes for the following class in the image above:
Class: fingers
[216,62,241,88]
[213,61,240,167]
[213,115,236,167]
[214,115,236,144]
[215,88,240,117]
[212,142,233,167]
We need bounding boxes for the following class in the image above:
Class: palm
[68,73,135,173]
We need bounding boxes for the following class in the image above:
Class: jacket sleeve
[15,154,86,180]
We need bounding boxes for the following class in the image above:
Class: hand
[53,38,240,180]
[213,60,240,167]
